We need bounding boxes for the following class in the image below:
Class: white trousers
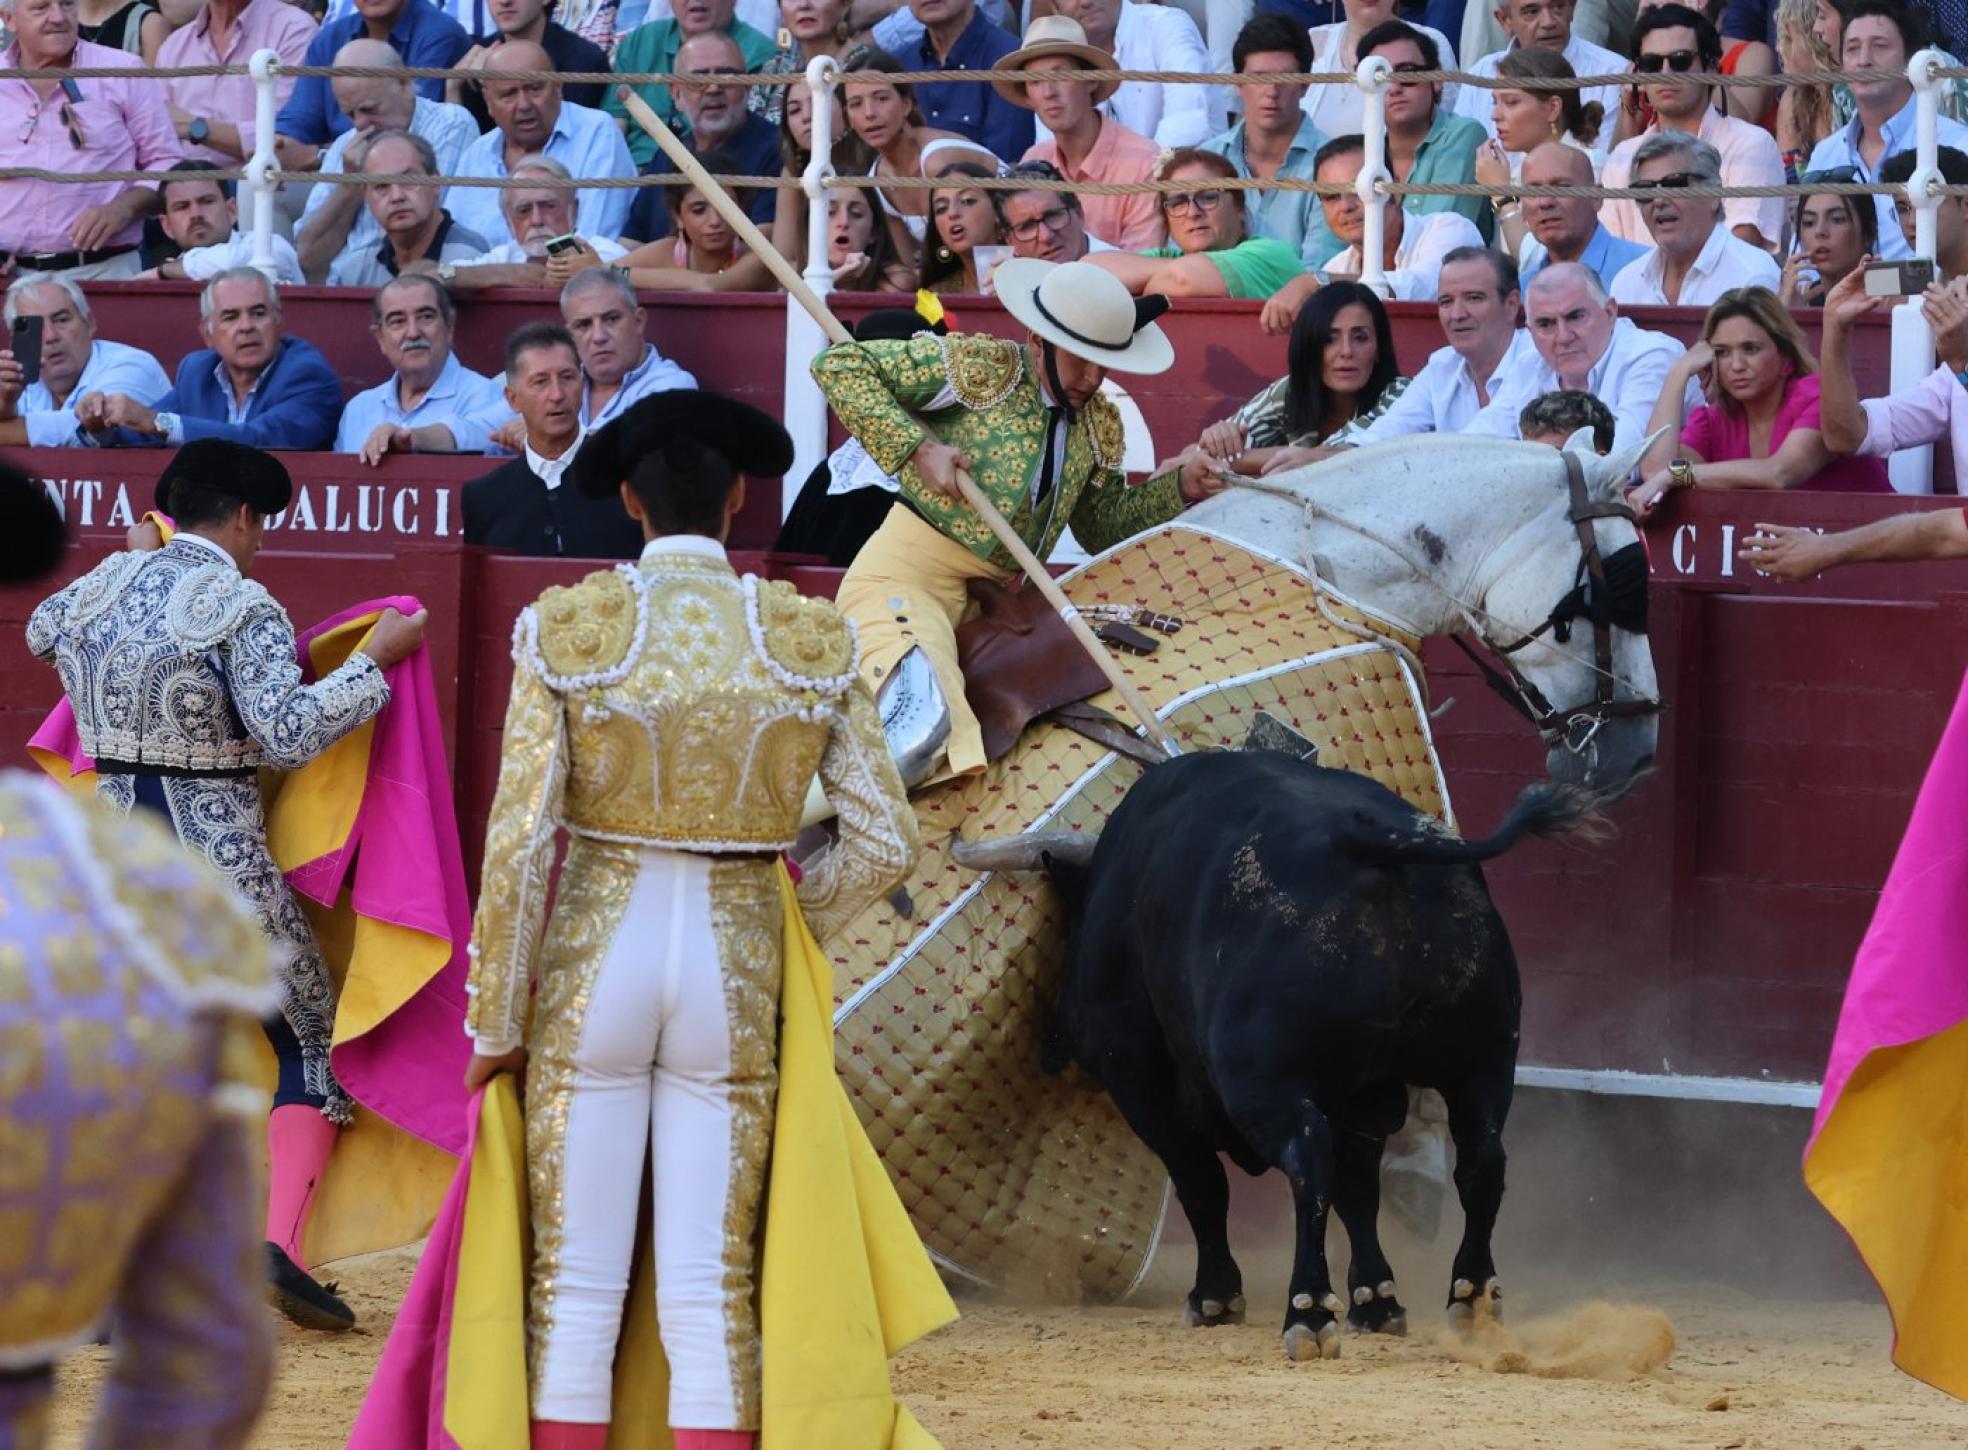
[529,848,781,1430]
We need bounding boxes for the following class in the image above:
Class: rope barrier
[1,60,1963,92]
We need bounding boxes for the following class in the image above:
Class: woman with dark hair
[770,79,884,279]
[1198,281,1409,474]
[1475,48,1607,258]
[616,151,778,292]
[1779,177,1878,306]
[918,162,1005,295]
[840,46,1001,259]
[1633,284,1890,509]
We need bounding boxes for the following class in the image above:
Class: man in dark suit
[462,322,643,558]
[77,268,343,450]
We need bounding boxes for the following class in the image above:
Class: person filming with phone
[0,274,168,447]
[449,155,627,292]
[1879,147,1968,283]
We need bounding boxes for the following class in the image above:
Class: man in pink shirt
[158,0,319,171]
[996,16,1165,252]
[0,0,183,280]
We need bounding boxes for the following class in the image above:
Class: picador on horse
[807,258,1664,1351]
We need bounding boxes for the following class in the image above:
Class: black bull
[1019,751,1598,1361]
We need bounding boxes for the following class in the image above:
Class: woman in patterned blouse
[1198,281,1411,474]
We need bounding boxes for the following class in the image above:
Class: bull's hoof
[1347,1279,1409,1337]
[1282,1320,1342,1362]
[1182,1292,1246,1328]
[1445,1277,1502,1332]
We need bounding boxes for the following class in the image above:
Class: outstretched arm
[1739,508,1968,580]
[219,604,395,769]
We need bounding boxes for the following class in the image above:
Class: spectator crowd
[3,0,1967,516]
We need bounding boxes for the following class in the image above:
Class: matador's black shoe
[265,1241,355,1332]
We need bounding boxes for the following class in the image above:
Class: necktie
[1033,406,1064,511]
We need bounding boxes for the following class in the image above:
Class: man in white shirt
[142,163,305,285]
[1052,0,1224,147]
[1340,247,1539,444]
[1468,261,1689,453]
[444,40,636,243]
[336,275,510,464]
[0,274,169,447]
[1452,0,1626,138]
[295,39,480,284]
[1313,135,1485,300]
[1807,1,1968,263]
[1609,132,1781,306]
[452,154,628,291]
[1600,5,1784,253]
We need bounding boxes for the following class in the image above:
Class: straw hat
[992,16,1121,108]
[994,258,1175,375]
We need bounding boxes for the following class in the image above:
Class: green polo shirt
[605,18,778,164]
[1198,116,1342,270]
[1142,236,1304,301]
[1400,108,1492,243]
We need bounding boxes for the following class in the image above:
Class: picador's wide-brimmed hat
[0,462,64,585]
[154,438,294,516]
[570,389,795,500]
[992,16,1121,107]
[994,258,1176,375]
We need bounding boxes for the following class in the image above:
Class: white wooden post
[1890,46,1945,494]
[246,48,281,281]
[782,54,840,518]
[1355,55,1393,298]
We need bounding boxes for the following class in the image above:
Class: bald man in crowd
[445,41,635,244]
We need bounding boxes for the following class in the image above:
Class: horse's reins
[1228,452,1664,758]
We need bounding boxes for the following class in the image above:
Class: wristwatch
[1667,458,1697,491]
[153,411,180,442]
[435,262,458,284]
[188,116,209,146]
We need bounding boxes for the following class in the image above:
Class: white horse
[1177,427,1663,797]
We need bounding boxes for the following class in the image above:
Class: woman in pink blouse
[1631,285,1892,511]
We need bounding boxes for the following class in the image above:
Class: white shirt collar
[640,534,727,565]
[171,530,239,571]
[526,436,578,491]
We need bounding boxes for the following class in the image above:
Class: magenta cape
[1803,667,1968,1401]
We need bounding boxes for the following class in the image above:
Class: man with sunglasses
[1359,19,1496,243]
[1608,131,1780,305]
[997,162,1114,263]
[1601,3,1784,253]
[0,0,183,281]
[1804,0,1968,262]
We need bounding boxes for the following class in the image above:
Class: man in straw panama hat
[811,257,1229,781]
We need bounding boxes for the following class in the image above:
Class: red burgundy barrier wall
[5,475,1962,1086]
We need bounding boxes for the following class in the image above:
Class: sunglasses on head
[1634,49,1701,73]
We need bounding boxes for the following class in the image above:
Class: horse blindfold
[1546,542,1649,643]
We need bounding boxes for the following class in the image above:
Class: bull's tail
[1338,782,1609,869]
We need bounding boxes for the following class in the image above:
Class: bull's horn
[950,829,1099,873]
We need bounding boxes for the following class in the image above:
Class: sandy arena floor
[46,1243,1968,1449]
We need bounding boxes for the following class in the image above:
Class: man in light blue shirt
[1198,13,1340,268]
[562,268,698,433]
[337,276,511,464]
[1805,1,1968,262]
[445,41,635,244]
[1514,140,1650,290]
[0,275,170,447]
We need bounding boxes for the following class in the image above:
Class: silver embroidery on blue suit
[28,537,391,1120]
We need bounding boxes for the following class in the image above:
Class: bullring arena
[12,25,1968,1449]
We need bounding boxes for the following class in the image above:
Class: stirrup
[876,645,951,789]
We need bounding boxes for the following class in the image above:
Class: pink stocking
[672,1433,756,1450]
[529,1422,609,1449]
[265,1103,338,1270]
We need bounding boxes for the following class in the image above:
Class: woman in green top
[1199,281,1410,474]
[1087,149,1305,301]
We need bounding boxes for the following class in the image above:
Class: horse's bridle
[1449,452,1664,757]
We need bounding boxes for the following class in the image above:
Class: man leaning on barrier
[327,128,493,287]
[451,153,629,288]
[337,274,511,464]
[79,268,344,451]
[143,162,307,285]
[0,273,170,447]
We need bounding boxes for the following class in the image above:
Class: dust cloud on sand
[1426,1298,1678,1380]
